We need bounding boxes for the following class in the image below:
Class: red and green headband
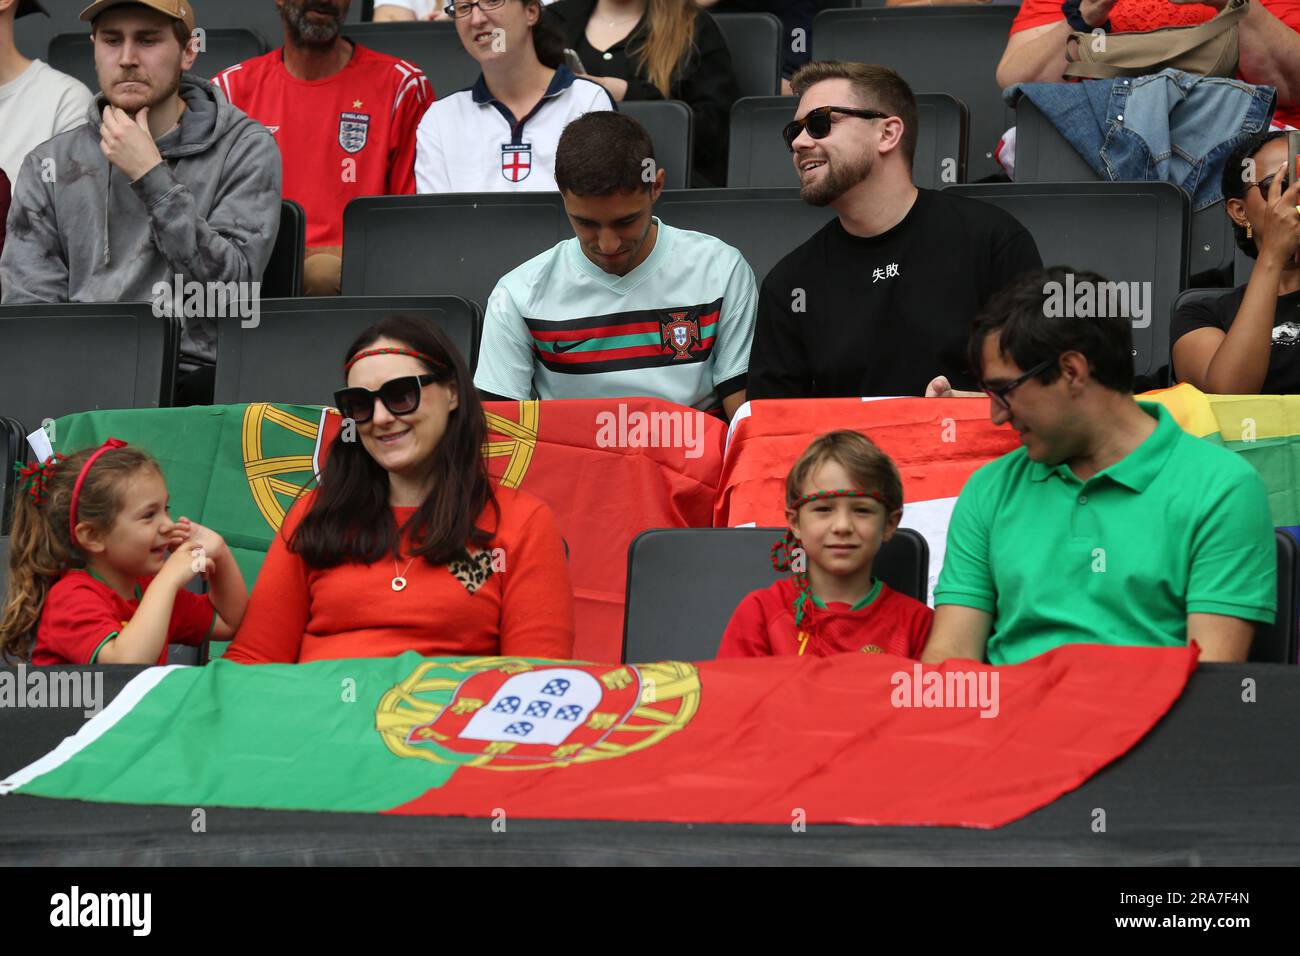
[344,347,448,374]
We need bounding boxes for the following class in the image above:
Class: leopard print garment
[448,548,495,595]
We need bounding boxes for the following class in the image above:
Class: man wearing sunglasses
[747,60,1042,401]
[923,267,1276,667]
[213,0,432,295]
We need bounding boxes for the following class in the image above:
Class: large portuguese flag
[1,645,1194,826]
[51,399,724,662]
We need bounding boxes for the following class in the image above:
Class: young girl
[717,430,932,659]
[0,439,247,666]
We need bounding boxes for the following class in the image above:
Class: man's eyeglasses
[782,105,890,152]
[334,374,440,424]
[444,0,507,17]
[980,357,1056,410]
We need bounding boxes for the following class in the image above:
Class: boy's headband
[344,347,447,374]
[789,488,885,510]
[69,438,127,542]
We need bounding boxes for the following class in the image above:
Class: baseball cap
[17,0,50,18]
[79,0,196,33]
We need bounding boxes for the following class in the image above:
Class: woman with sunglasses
[225,316,575,664]
[1172,131,1300,395]
[414,0,615,193]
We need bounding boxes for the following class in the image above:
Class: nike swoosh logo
[551,339,589,353]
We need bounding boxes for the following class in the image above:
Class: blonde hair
[0,445,160,663]
[629,0,699,99]
[785,431,904,513]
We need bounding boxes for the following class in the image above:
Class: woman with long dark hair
[224,315,575,663]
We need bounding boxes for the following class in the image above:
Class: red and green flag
[1,645,1195,826]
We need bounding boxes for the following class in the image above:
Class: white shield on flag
[458,668,604,746]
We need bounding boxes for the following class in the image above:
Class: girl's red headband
[68,438,127,542]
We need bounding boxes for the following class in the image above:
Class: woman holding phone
[225,316,575,663]
[413,0,615,193]
[1172,131,1300,394]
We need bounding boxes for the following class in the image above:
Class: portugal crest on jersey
[339,111,370,154]
[501,143,532,183]
[661,311,702,360]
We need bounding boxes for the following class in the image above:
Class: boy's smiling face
[787,459,901,587]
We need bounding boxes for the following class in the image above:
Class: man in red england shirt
[213,0,432,295]
[996,0,1300,130]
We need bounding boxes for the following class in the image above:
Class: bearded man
[745,61,1043,400]
[214,0,431,296]
[0,0,282,404]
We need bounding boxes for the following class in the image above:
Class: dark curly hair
[1222,130,1290,259]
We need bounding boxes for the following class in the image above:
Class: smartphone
[563,48,587,75]
[1290,130,1300,192]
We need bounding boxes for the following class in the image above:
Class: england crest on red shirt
[501,143,532,183]
[339,111,370,154]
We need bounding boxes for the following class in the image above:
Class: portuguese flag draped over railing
[0,645,1195,826]
[52,399,725,662]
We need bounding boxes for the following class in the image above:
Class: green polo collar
[85,567,143,601]
[1028,401,1179,492]
[809,577,883,611]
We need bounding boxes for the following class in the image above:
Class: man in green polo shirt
[923,267,1276,666]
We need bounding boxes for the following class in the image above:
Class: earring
[1247,224,1254,239]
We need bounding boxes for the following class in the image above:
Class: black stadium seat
[47,28,269,94]
[261,200,307,299]
[1014,98,1236,284]
[944,181,1190,383]
[0,303,179,430]
[214,296,481,406]
[654,188,836,288]
[1,417,27,535]
[343,21,479,98]
[811,5,1017,182]
[621,100,693,189]
[342,192,572,306]
[727,93,968,188]
[713,12,782,99]
[1260,531,1300,665]
[623,527,929,663]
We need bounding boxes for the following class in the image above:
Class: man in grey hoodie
[0,0,281,403]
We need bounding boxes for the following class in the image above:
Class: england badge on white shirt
[501,143,532,183]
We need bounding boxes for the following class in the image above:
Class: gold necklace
[392,552,417,592]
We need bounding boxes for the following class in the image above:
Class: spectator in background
[543,0,738,186]
[699,0,819,95]
[1172,131,1300,393]
[996,0,1300,131]
[214,0,432,296]
[415,0,613,192]
[475,111,756,417]
[374,0,451,18]
[748,61,1040,400]
[924,266,1276,666]
[0,0,95,184]
[0,0,281,405]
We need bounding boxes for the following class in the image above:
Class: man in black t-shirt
[747,61,1042,399]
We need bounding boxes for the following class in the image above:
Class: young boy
[717,431,932,658]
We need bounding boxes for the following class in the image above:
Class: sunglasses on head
[334,374,440,424]
[782,105,891,152]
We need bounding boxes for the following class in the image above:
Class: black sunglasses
[334,374,440,424]
[783,105,890,152]
[980,357,1056,410]
[1254,172,1292,195]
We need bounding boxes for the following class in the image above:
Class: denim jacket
[1006,70,1276,211]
